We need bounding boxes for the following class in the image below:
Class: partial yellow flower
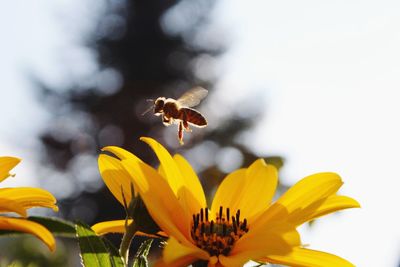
[98,137,360,267]
[0,156,58,251]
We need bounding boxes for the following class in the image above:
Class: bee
[144,87,208,145]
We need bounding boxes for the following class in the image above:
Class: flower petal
[173,154,207,213]
[254,172,343,228]
[0,187,58,212]
[288,195,360,225]
[160,236,209,267]
[211,159,277,221]
[92,219,168,238]
[0,157,21,182]
[221,222,300,267]
[102,146,140,161]
[141,137,198,216]
[238,159,278,220]
[210,168,246,220]
[0,198,27,216]
[121,157,192,246]
[92,219,133,235]
[0,217,56,251]
[264,247,355,267]
[98,154,135,206]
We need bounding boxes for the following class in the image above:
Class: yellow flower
[98,137,360,267]
[0,156,58,251]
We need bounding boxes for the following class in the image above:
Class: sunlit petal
[98,154,135,206]
[121,157,192,246]
[173,154,207,214]
[102,146,140,161]
[210,168,246,220]
[0,157,21,182]
[254,172,343,228]
[211,159,278,222]
[0,187,58,212]
[0,198,27,216]
[264,247,355,267]
[288,195,361,225]
[0,217,56,251]
[238,159,278,220]
[141,137,198,217]
[161,236,209,266]
[92,219,133,235]
[223,222,300,267]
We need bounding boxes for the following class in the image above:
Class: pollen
[190,206,249,256]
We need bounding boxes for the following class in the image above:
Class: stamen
[191,207,249,257]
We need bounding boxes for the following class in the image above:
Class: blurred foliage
[0,236,71,267]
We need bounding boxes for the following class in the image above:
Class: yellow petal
[223,222,300,267]
[98,154,134,206]
[0,157,21,182]
[161,236,209,266]
[211,159,278,222]
[102,146,140,161]
[140,137,197,217]
[0,187,58,212]
[254,172,343,228]
[239,159,278,220]
[92,219,168,238]
[92,219,133,235]
[288,195,360,225]
[0,217,56,251]
[210,168,247,220]
[211,159,278,221]
[121,157,192,246]
[173,154,207,213]
[264,247,355,267]
[0,198,27,216]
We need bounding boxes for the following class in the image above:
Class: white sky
[1,0,400,266]
[213,0,400,266]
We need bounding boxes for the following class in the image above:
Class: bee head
[154,97,166,115]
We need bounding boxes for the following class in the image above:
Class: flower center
[190,206,249,256]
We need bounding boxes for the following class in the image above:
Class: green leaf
[0,216,76,238]
[103,237,125,267]
[132,239,153,267]
[76,221,113,267]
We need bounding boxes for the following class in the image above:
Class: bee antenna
[141,105,154,116]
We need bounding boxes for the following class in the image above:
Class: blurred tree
[36,0,284,224]
[33,0,284,260]
[38,0,219,223]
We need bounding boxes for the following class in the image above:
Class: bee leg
[178,121,184,145]
[182,112,192,132]
[162,115,171,126]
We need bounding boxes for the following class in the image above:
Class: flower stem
[119,221,138,266]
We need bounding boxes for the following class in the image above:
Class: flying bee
[144,87,208,145]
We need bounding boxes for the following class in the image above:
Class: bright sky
[213,0,400,266]
[1,0,400,266]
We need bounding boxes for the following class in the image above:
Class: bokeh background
[1,0,400,266]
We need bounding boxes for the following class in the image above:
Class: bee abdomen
[180,108,207,127]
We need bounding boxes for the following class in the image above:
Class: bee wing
[176,87,208,108]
